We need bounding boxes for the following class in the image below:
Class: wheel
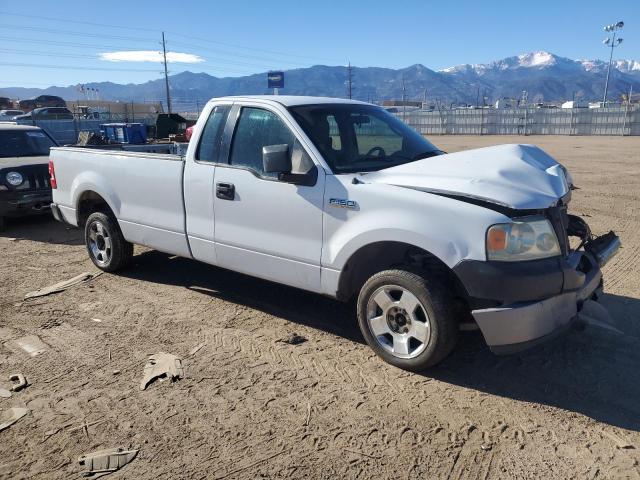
[84,211,133,272]
[357,269,458,371]
[0,216,5,232]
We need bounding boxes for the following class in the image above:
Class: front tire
[85,212,133,272]
[357,269,458,371]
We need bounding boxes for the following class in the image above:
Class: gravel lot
[1,135,639,479]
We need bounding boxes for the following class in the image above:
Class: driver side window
[229,107,295,178]
[352,114,403,156]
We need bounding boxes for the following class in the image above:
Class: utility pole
[347,62,353,99]
[162,31,172,114]
[602,21,624,105]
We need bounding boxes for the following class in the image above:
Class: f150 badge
[329,198,358,210]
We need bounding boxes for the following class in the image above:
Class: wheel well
[77,191,114,226]
[336,242,468,305]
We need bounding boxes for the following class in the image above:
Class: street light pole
[602,21,624,105]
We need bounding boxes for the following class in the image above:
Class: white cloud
[100,50,204,64]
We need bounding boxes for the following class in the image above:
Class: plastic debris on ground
[5,335,48,357]
[0,407,29,432]
[24,271,103,299]
[140,352,184,390]
[78,446,138,478]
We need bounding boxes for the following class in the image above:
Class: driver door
[213,104,326,292]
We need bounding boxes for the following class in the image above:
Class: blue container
[100,123,147,145]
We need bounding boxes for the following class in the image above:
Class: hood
[361,144,570,210]
[0,155,50,169]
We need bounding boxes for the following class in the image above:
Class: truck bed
[50,146,191,257]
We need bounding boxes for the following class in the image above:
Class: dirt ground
[1,135,639,479]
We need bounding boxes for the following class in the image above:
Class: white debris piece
[140,353,184,390]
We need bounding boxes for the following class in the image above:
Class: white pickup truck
[49,96,620,370]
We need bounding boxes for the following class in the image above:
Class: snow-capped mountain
[438,51,640,102]
[441,51,639,76]
[580,58,640,74]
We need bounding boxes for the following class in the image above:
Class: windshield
[289,104,443,173]
[0,130,57,158]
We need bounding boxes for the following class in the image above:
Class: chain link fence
[395,105,640,136]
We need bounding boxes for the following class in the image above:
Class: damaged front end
[453,191,620,354]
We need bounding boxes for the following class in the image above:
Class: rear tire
[84,212,133,272]
[357,269,458,371]
[0,216,5,232]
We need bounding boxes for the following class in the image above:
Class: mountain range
[2,51,639,109]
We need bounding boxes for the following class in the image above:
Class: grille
[25,167,50,190]
[0,164,50,192]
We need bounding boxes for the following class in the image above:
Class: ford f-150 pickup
[49,96,620,370]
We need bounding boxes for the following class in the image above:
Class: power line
[169,40,311,68]
[167,31,343,64]
[0,36,321,72]
[171,46,309,69]
[0,62,161,73]
[0,24,156,43]
[0,47,265,74]
[0,36,157,51]
[0,10,342,64]
[0,43,305,74]
[0,48,101,60]
[0,49,276,77]
[0,10,161,32]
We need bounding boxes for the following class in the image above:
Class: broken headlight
[486,216,560,262]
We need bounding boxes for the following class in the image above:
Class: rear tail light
[48,159,57,189]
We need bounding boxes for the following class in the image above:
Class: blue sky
[0,0,638,88]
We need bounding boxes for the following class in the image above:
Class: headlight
[6,171,23,186]
[487,216,560,261]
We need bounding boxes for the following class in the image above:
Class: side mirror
[262,144,291,174]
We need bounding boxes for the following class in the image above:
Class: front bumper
[454,232,620,354]
[0,190,52,218]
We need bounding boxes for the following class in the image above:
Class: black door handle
[216,182,235,200]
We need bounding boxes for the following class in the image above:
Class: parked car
[0,124,58,230]
[0,110,25,121]
[18,95,66,112]
[49,96,620,370]
[15,107,74,121]
[0,97,13,110]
